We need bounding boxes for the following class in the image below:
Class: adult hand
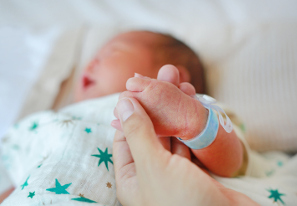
[113,97,258,206]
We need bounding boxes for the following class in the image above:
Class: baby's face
[75,31,160,102]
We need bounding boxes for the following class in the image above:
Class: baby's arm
[115,66,244,177]
[0,187,14,204]
[190,120,244,177]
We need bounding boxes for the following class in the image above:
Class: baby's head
[75,30,205,102]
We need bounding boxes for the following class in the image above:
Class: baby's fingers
[157,64,180,86]
[179,82,196,96]
[111,119,122,131]
[126,77,152,92]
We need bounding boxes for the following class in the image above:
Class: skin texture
[0,187,14,204]
[112,65,244,177]
[113,96,259,206]
[74,30,243,177]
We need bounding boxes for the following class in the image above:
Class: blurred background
[0,0,297,154]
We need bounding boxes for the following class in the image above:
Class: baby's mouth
[82,75,95,89]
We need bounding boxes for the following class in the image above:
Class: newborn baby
[0,31,245,205]
[75,30,245,177]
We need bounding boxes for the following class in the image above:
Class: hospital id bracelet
[177,107,219,150]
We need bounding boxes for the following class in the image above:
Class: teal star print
[277,161,283,167]
[71,196,97,203]
[72,116,82,120]
[85,128,92,133]
[12,144,20,150]
[46,179,72,194]
[265,169,275,177]
[28,191,35,198]
[21,176,30,190]
[267,188,285,205]
[29,122,38,131]
[91,148,113,171]
[239,123,246,133]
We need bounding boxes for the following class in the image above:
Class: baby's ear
[176,65,190,83]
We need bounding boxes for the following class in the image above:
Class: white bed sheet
[0,28,58,139]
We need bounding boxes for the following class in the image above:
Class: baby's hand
[115,65,208,140]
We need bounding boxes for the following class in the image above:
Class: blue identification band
[177,107,219,150]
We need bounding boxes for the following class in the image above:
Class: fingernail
[117,98,134,122]
[134,73,145,78]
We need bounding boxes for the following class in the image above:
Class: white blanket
[1,94,297,205]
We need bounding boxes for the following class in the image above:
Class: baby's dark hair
[151,32,206,94]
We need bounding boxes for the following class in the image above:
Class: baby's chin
[73,81,99,102]
[73,85,89,102]
[74,91,83,102]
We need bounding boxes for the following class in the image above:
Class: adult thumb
[116,98,163,165]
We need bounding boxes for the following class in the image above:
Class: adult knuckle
[124,117,146,138]
[119,91,132,99]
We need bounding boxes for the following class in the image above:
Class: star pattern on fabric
[21,176,30,190]
[1,136,9,143]
[267,188,285,205]
[29,121,39,131]
[28,191,35,198]
[106,182,112,188]
[59,119,74,127]
[12,144,20,150]
[85,128,92,133]
[239,123,246,133]
[265,169,275,177]
[277,161,283,167]
[71,196,97,203]
[91,147,113,171]
[72,116,82,120]
[46,179,72,194]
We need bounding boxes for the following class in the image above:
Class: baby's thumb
[116,98,163,165]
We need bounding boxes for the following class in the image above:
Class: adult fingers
[116,97,164,166]
[113,130,135,180]
[111,119,122,131]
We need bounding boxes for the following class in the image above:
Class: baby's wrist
[179,98,208,140]
[177,94,234,150]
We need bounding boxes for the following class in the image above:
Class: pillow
[202,24,297,152]
[18,28,83,119]
[0,27,82,142]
